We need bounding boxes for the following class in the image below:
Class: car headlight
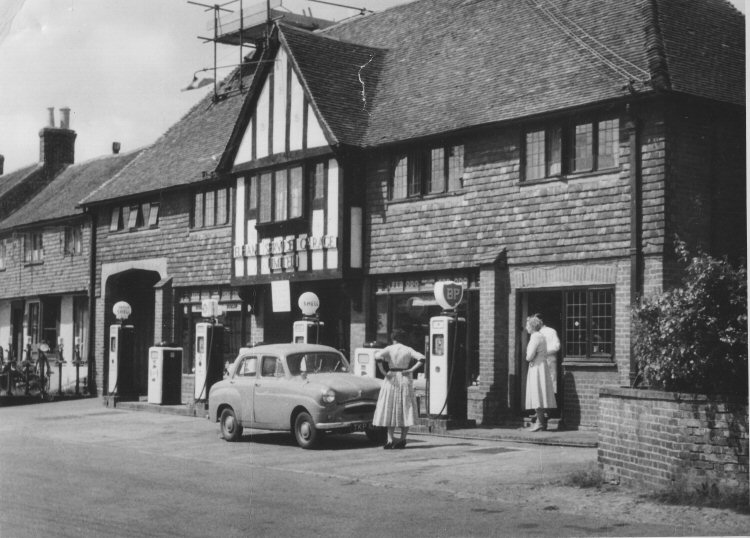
[321,389,336,405]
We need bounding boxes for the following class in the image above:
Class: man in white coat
[537,315,560,394]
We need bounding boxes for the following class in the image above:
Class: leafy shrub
[633,240,747,397]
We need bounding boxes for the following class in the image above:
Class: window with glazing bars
[564,288,613,359]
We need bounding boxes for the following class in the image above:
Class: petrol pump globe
[298,292,320,316]
[112,301,132,322]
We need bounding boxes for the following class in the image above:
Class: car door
[232,355,258,425]
[252,355,289,428]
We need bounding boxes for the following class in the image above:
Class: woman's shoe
[393,440,407,449]
[383,442,394,449]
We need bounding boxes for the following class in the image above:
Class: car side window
[237,356,257,377]
[261,356,280,377]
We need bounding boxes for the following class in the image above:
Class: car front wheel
[293,411,319,449]
[220,408,243,442]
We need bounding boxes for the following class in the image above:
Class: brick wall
[599,387,749,495]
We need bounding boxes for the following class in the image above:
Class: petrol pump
[292,291,325,344]
[194,299,225,402]
[148,344,182,405]
[108,301,135,398]
[351,342,385,378]
[428,281,467,418]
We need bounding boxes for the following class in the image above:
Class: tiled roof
[0,163,40,199]
[0,150,142,230]
[80,66,257,205]
[279,24,385,146]
[299,0,745,147]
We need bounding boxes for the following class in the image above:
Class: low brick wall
[598,387,748,495]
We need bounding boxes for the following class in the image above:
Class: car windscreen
[286,352,349,376]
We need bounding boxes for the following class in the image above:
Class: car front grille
[341,403,376,417]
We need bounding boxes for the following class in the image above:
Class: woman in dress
[525,315,556,432]
[372,329,425,449]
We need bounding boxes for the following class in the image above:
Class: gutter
[626,104,641,386]
[84,206,97,395]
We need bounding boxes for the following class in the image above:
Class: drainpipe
[626,105,641,386]
[85,206,97,395]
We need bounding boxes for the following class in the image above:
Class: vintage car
[208,343,386,448]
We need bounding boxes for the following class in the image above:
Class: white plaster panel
[326,160,339,269]
[233,118,253,166]
[312,210,324,270]
[272,48,288,154]
[306,103,327,149]
[289,69,304,151]
[256,79,270,159]
[234,178,246,277]
[247,219,258,276]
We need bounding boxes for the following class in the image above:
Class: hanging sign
[434,281,464,310]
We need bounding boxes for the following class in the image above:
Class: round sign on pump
[298,292,320,316]
[112,301,132,321]
[434,281,464,310]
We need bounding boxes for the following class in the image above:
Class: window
[523,116,619,181]
[24,233,43,264]
[28,302,40,344]
[193,187,230,228]
[237,356,257,377]
[390,144,465,200]
[260,356,283,377]
[254,166,304,224]
[64,226,83,255]
[0,240,5,270]
[565,288,614,360]
[110,203,158,232]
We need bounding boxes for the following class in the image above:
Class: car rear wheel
[365,425,387,444]
[220,408,243,442]
[293,411,319,449]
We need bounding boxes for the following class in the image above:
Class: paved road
[0,399,743,537]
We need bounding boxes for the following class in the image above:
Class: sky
[0,0,745,174]
[0,0,409,173]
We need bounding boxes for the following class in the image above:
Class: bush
[633,240,747,398]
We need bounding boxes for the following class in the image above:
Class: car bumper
[315,419,373,430]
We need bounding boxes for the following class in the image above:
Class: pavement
[103,396,598,448]
[0,392,598,447]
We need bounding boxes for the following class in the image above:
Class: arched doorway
[105,269,160,398]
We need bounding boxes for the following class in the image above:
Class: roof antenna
[188,0,235,101]
[307,0,373,16]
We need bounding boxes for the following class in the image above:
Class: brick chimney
[0,154,4,176]
[39,107,76,175]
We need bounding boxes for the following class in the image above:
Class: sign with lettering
[112,301,132,321]
[434,281,464,310]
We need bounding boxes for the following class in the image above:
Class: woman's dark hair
[391,329,407,342]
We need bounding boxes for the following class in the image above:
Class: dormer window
[390,144,464,200]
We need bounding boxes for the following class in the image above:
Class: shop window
[193,187,230,228]
[390,144,464,200]
[523,116,619,181]
[28,302,40,344]
[23,232,43,264]
[64,225,83,256]
[564,288,614,360]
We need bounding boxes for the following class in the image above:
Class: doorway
[518,290,563,418]
[105,269,160,398]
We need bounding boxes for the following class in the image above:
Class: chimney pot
[112,142,121,155]
[60,107,71,129]
[47,107,55,127]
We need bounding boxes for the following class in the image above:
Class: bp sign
[434,281,464,310]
